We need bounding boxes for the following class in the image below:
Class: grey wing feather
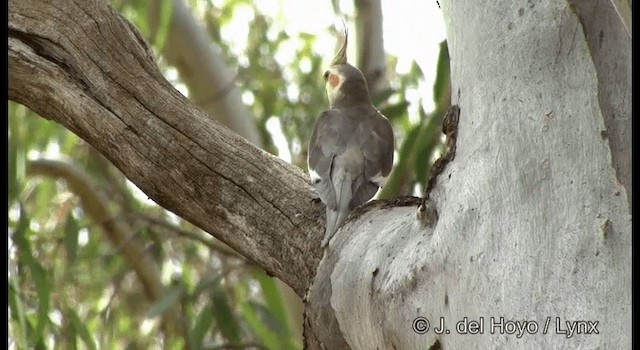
[308,111,346,210]
[362,112,394,181]
[350,111,394,208]
[349,182,379,209]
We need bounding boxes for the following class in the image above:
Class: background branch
[354,0,386,93]
[148,0,262,145]
[26,158,186,340]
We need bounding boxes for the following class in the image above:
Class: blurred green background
[8,0,451,348]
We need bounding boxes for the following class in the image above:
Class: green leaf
[211,286,241,343]
[413,113,444,188]
[192,274,223,299]
[153,0,174,51]
[379,101,410,122]
[378,124,421,198]
[64,213,79,263]
[12,205,52,345]
[8,104,26,204]
[191,304,214,348]
[371,88,396,106]
[9,279,29,349]
[67,307,97,350]
[253,270,292,343]
[66,313,78,350]
[31,255,52,345]
[240,301,280,350]
[432,40,451,107]
[147,284,185,318]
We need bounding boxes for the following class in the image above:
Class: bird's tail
[322,176,353,247]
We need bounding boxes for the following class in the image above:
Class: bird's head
[323,25,371,108]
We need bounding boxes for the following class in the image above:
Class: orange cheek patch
[329,74,340,89]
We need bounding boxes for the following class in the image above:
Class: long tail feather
[322,175,352,247]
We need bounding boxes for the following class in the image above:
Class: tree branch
[354,0,386,93]
[8,0,324,297]
[126,212,242,258]
[149,0,262,145]
[26,158,186,340]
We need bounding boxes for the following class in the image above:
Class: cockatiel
[307,27,394,247]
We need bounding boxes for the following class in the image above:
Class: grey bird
[307,28,394,247]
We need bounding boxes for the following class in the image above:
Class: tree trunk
[9,0,630,349]
[354,0,387,93]
[305,0,631,348]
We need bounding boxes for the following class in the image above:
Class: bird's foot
[309,187,321,203]
[321,236,330,248]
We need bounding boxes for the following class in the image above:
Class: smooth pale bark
[354,0,387,93]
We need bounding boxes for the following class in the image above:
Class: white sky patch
[241,91,255,105]
[29,220,40,233]
[299,57,312,73]
[97,285,114,311]
[308,168,320,183]
[382,0,447,89]
[405,87,422,124]
[286,84,300,103]
[140,318,157,335]
[44,142,60,158]
[78,227,89,247]
[161,258,183,284]
[165,67,189,97]
[26,150,39,159]
[166,211,182,226]
[126,179,159,207]
[49,310,63,327]
[220,4,254,56]
[266,117,292,163]
[273,38,300,68]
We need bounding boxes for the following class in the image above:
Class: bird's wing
[350,110,394,208]
[361,111,394,184]
[308,110,347,210]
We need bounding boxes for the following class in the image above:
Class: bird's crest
[330,19,348,66]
